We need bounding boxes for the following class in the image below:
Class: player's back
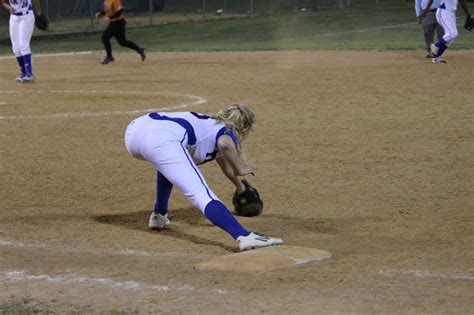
[153,111,232,164]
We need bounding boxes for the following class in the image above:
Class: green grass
[0,6,473,54]
[0,298,51,314]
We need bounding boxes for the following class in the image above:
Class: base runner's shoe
[100,56,115,64]
[22,74,35,83]
[138,48,146,62]
[432,57,446,64]
[15,74,24,82]
[430,43,439,57]
[148,212,170,231]
[237,232,283,251]
[425,51,435,58]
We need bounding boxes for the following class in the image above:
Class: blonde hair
[215,103,256,158]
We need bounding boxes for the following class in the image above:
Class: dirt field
[0,50,473,314]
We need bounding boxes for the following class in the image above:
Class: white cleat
[22,74,36,83]
[432,57,446,64]
[237,232,283,251]
[430,43,439,56]
[15,74,24,82]
[148,212,170,231]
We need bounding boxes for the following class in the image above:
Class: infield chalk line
[1,270,228,294]
[0,239,209,259]
[0,51,98,60]
[380,268,474,281]
[304,22,417,39]
[0,90,207,120]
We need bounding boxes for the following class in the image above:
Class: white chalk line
[380,268,474,281]
[304,22,417,39]
[0,90,207,120]
[0,51,98,60]
[1,270,228,294]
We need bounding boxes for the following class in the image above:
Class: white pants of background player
[124,115,220,213]
[436,8,458,42]
[9,13,34,57]
[433,7,458,58]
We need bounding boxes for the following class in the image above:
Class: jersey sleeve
[216,127,238,145]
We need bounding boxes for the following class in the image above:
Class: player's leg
[9,15,25,81]
[155,143,250,239]
[432,8,457,62]
[435,19,445,41]
[17,14,35,82]
[422,12,436,57]
[114,19,146,61]
[101,23,115,64]
[148,171,173,230]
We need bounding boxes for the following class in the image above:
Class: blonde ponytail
[215,104,256,159]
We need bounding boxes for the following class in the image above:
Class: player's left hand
[464,15,473,31]
[35,14,49,31]
[232,179,263,217]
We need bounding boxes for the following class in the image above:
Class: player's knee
[445,32,458,43]
[117,39,127,47]
[184,192,216,214]
[18,47,31,56]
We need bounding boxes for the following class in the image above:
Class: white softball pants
[436,8,458,44]
[9,13,35,56]
[124,115,220,213]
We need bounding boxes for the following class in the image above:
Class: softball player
[415,0,444,58]
[124,104,283,251]
[421,0,471,63]
[96,0,146,65]
[2,0,42,82]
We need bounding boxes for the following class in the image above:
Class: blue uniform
[4,0,37,82]
[125,112,249,239]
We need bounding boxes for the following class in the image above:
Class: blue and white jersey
[415,0,442,16]
[148,111,238,165]
[9,0,33,15]
[439,0,458,11]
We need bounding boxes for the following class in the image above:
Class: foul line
[304,22,417,39]
[0,90,207,120]
[2,270,228,294]
[380,268,474,281]
[0,51,98,60]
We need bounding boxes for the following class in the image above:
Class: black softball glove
[464,15,473,31]
[35,14,49,31]
[232,179,263,217]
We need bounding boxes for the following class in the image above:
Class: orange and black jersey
[103,0,125,21]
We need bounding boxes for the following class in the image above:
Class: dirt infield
[0,50,473,313]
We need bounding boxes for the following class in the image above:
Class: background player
[96,0,146,65]
[420,0,471,63]
[415,0,444,58]
[124,104,283,251]
[2,0,43,82]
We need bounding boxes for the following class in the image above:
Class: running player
[2,0,42,82]
[420,0,471,64]
[96,0,146,65]
[124,104,283,251]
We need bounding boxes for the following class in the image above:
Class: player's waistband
[13,10,30,16]
[148,113,197,146]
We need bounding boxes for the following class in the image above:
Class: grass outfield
[0,6,473,54]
